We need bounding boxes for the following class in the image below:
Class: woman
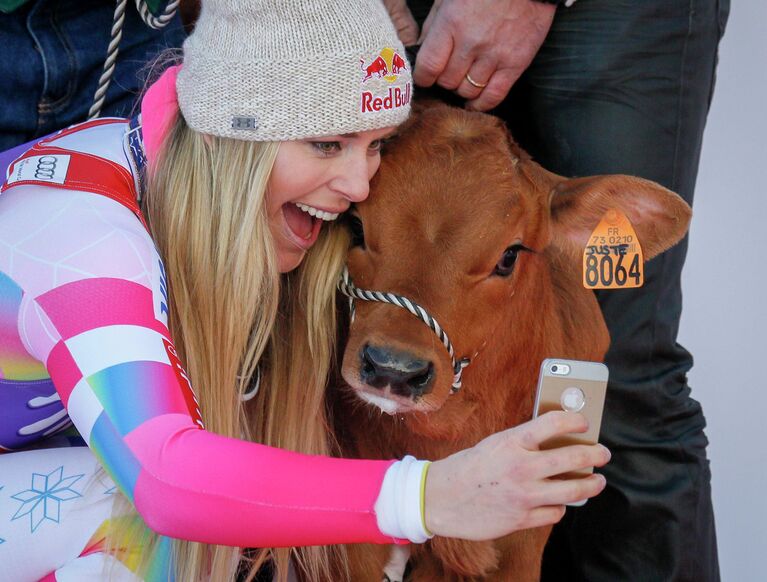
[0,0,610,580]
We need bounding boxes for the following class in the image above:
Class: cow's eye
[346,214,365,249]
[493,244,525,277]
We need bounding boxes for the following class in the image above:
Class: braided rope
[88,0,128,120]
[88,0,180,120]
[135,0,180,30]
[338,267,470,393]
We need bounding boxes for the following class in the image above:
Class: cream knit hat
[176,0,412,142]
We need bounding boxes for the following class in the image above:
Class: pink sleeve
[10,186,398,546]
[128,415,396,546]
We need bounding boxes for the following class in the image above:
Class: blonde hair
[110,113,351,581]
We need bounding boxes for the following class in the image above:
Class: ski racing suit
[0,68,429,581]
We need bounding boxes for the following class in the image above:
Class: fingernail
[600,445,611,461]
[596,473,607,487]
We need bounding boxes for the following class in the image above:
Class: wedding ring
[465,73,488,89]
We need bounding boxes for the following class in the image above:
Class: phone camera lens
[551,365,558,373]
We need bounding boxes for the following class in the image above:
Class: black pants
[408,1,729,580]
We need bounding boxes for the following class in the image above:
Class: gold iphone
[533,359,609,504]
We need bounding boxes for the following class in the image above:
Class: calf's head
[340,104,690,439]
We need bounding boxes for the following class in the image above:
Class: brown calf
[331,103,691,581]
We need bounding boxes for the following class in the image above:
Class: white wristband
[375,455,433,543]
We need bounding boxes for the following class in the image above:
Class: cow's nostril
[408,362,434,390]
[361,347,376,378]
[359,344,435,397]
[406,363,435,397]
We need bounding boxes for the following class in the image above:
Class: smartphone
[533,358,609,505]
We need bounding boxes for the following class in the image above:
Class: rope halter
[338,267,471,393]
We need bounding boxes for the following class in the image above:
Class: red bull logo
[360,47,411,114]
[361,55,389,82]
[360,47,408,83]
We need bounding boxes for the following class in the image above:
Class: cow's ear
[548,175,691,261]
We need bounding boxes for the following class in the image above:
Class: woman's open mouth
[281,202,341,250]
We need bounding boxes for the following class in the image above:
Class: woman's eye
[492,244,526,277]
[346,214,365,249]
[368,139,384,152]
[312,141,341,155]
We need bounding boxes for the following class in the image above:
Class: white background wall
[677,1,767,580]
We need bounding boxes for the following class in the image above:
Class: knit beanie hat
[176,0,412,142]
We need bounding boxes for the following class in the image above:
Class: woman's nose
[332,153,374,203]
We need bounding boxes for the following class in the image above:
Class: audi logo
[34,156,58,180]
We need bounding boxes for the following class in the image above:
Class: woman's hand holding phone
[424,410,610,541]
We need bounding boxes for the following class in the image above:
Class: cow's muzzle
[338,266,470,393]
[359,343,435,398]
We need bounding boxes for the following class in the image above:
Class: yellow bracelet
[420,461,434,537]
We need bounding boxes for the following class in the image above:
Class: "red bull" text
[361,84,411,113]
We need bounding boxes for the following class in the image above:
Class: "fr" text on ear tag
[583,209,644,289]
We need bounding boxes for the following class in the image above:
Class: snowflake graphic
[11,466,83,533]
[98,473,117,495]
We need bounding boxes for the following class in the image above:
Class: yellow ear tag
[583,209,644,289]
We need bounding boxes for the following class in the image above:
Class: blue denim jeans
[0,0,186,150]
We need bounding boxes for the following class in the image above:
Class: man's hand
[414,0,557,111]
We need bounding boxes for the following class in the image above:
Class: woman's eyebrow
[339,129,398,139]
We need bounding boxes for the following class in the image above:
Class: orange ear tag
[583,209,644,289]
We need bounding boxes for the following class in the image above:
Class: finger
[533,444,612,479]
[465,67,520,112]
[435,52,474,91]
[455,58,496,100]
[515,411,589,450]
[417,0,443,44]
[520,505,567,530]
[532,473,608,507]
[413,8,453,87]
[383,0,420,46]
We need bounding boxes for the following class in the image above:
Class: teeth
[294,202,340,222]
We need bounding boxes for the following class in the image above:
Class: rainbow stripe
[90,412,142,503]
[87,361,192,436]
[79,515,175,582]
[0,272,48,381]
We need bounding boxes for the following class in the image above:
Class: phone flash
[550,363,571,375]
